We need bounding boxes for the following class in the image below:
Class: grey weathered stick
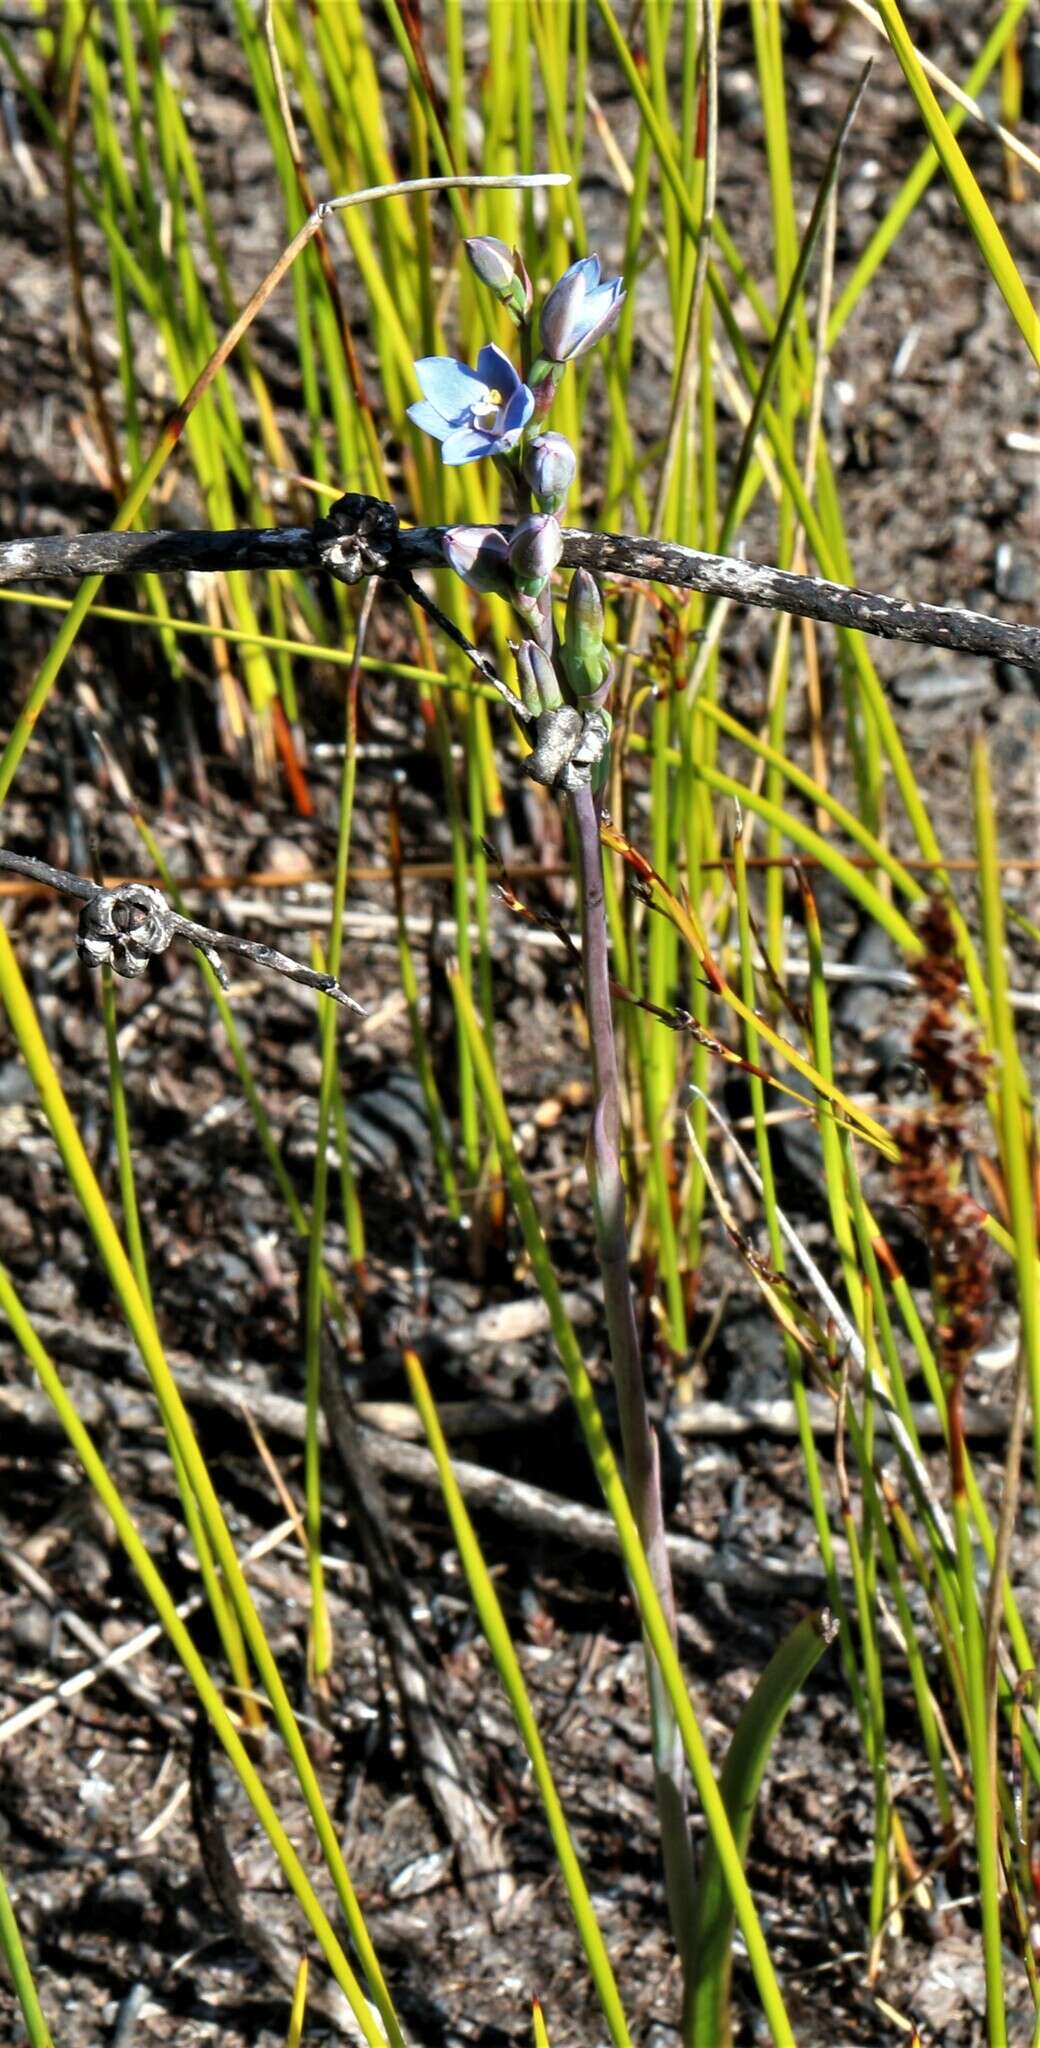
[2,504,1038,672]
[0,1326,831,1594]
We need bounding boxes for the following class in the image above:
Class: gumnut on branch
[0,852,364,1011]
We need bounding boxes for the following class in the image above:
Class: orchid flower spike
[408,344,534,465]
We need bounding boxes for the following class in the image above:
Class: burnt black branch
[2,493,1038,675]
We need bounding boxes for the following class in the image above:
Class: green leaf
[685,1613,837,2048]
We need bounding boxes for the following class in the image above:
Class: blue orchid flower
[408,344,534,465]
[539,256,625,364]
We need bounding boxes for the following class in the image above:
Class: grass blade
[875,0,1040,370]
[0,1858,54,2048]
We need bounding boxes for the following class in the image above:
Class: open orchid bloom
[407,344,534,465]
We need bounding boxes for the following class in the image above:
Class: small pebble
[252,834,313,878]
[11,1600,52,1658]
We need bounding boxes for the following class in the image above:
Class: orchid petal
[498,383,535,438]
[540,268,587,360]
[440,425,498,465]
[443,525,512,595]
[414,355,487,421]
[406,399,453,440]
[557,256,600,292]
[475,342,520,398]
[443,525,508,573]
[580,280,622,327]
[563,283,626,361]
[540,255,623,362]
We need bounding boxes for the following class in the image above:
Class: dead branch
[1,494,1037,674]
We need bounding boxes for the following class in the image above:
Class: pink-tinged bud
[442,525,512,598]
[508,514,563,597]
[464,236,515,294]
[522,433,576,515]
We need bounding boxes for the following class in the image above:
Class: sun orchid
[408,344,533,465]
[422,245,618,787]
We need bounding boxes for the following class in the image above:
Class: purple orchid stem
[569,779,697,1983]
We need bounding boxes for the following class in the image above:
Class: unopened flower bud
[508,514,563,597]
[522,433,576,515]
[515,638,563,717]
[566,566,603,647]
[465,238,532,325]
[564,568,612,700]
[540,256,625,364]
[443,525,512,598]
[464,236,515,293]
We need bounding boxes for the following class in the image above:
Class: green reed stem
[0,923,404,2048]
[98,954,261,1727]
[0,1857,54,2048]
[955,1487,1008,2045]
[303,590,371,1678]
